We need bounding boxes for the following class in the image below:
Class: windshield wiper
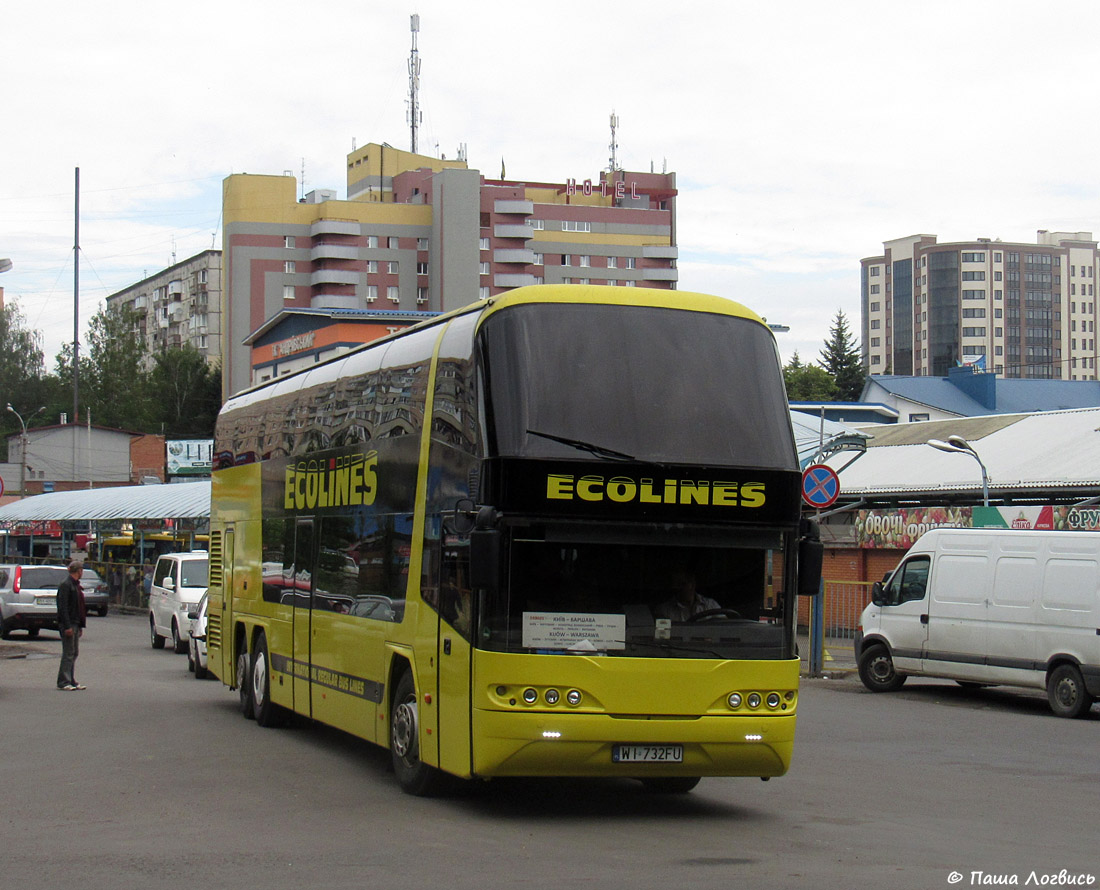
[526,429,635,462]
[619,638,727,659]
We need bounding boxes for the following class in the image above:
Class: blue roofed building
[859,365,1100,423]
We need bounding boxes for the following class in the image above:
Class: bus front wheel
[390,671,447,796]
[252,632,287,727]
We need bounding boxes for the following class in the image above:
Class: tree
[0,300,48,457]
[784,351,839,401]
[82,304,153,430]
[149,345,222,437]
[819,309,865,401]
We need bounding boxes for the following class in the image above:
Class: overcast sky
[4,0,1100,373]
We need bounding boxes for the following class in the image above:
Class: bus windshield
[481,303,795,469]
[475,526,794,661]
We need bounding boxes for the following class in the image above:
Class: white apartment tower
[106,249,222,368]
[861,231,1099,380]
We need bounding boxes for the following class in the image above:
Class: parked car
[81,568,110,617]
[0,564,70,639]
[149,552,209,654]
[187,592,210,679]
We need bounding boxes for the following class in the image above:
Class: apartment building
[861,231,1099,380]
[222,143,678,397]
[106,249,222,367]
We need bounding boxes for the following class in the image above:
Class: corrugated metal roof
[824,407,1100,500]
[0,481,210,524]
[791,411,870,468]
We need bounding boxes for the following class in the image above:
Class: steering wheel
[687,608,742,622]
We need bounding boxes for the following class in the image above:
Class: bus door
[436,537,474,776]
[290,519,315,717]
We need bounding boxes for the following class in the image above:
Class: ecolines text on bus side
[546,473,766,508]
[283,450,379,511]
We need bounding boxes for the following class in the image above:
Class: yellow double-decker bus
[207,284,821,795]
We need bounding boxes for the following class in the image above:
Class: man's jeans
[57,631,79,688]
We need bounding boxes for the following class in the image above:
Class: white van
[855,528,1099,718]
[149,552,209,654]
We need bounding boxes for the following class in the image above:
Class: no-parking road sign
[802,464,840,509]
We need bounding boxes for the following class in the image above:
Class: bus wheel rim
[393,699,417,759]
[253,651,266,705]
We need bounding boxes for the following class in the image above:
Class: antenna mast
[608,111,620,172]
[408,14,422,154]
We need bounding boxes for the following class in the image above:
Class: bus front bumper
[470,709,795,779]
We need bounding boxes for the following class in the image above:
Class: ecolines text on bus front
[546,473,766,507]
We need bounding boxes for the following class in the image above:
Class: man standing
[56,561,87,691]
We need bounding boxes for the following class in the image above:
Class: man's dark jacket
[56,575,86,634]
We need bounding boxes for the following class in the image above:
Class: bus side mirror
[797,519,824,597]
[469,529,501,594]
[871,581,885,607]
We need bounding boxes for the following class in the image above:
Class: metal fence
[797,580,874,639]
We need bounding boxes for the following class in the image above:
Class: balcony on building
[131,295,148,313]
[642,245,679,260]
[641,267,679,282]
[494,224,534,240]
[494,273,539,288]
[310,218,360,238]
[494,199,534,215]
[312,293,361,310]
[311,269,361,287]
[493,248,537,264]
[311,243,360,262]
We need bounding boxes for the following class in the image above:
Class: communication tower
[408,15,422,154]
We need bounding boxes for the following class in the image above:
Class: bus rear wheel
[390,671,447,796]
[237,642,254,719]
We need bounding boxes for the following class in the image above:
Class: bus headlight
[727,693,742,709]
[766,693,781,709]
[747,693,762,709]
[566,689,582,706]
[544,688,560,705]
[522,688,538,704]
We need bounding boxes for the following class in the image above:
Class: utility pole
[73,166,80,425]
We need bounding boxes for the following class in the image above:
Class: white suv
[149,552,209,653]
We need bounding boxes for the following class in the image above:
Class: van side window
[883,555,930,605]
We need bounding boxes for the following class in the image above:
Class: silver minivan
[149,552,209,653]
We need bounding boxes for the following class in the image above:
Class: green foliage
[149,345,222,437]
[818,309,865,401]
[783,351,839,401]
[0,300,223,457]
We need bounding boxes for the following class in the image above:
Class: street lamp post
[927,434,990,508]
[6,404,45,499]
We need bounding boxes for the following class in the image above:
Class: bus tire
[1047,663,1094,719]
[639,777,701,794]
[390,671,447,796]
[150,615,165,650]
[237,641,254,719]
[857,643,906,692]
[251,631,287,727]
